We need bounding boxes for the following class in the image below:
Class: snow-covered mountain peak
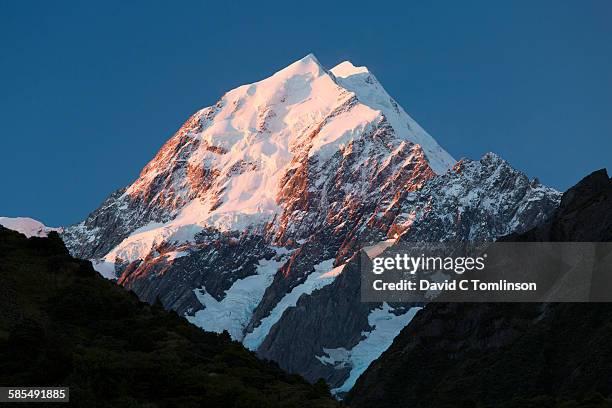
[65,55,456,263]
[223,53,331,107]
[272,53,326,79]
[59,56,563,395]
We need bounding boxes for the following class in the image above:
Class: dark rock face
[60,187,137,259]
[505,169,612,242]
[347,169,612,408]
[247,228,344,334]
[257,257,372,386]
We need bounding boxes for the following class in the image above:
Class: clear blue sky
[1,1,611,226]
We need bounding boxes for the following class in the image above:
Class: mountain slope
[346,169,612,408]
[0,226,339,407]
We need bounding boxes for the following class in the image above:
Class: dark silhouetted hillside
[347,170,612,408]
[0,227,339,408]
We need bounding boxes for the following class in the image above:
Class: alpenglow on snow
[61,54,560,393]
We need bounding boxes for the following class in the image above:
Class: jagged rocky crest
[61,54,561,392]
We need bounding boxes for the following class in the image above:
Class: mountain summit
[64,54,453,263]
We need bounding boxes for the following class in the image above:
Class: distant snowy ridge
[0,217,62,238]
